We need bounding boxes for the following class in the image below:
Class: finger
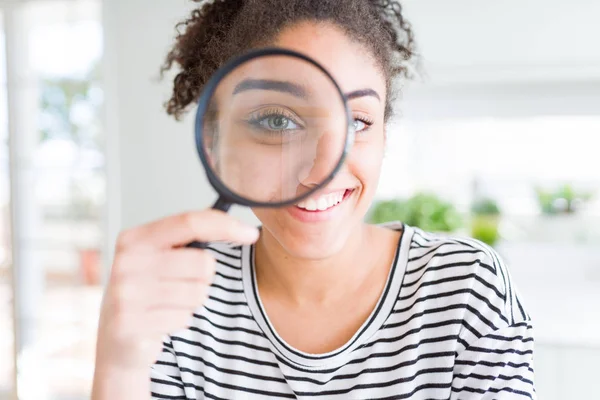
[148,310,198,336]
[155,249,216,281]
[149,281,210,310]
[122,280,209,310]
[116,309,198,339]
[115,249,216,282]
[117,209,259,250]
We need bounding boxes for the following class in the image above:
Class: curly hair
[161,0,416,121]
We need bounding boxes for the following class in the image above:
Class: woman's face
[243,22,388,259]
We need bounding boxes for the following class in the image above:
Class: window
[1,1,104,398]
[0,9,15,399]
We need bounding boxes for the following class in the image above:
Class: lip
[286,189,355,223]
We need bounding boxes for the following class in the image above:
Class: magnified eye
[262,114,299,131]
[247,107,304,133]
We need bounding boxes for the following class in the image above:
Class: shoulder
[404,226,531,327]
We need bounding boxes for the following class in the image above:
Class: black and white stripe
[151,223,535,399]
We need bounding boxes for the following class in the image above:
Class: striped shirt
[151,222,536,399]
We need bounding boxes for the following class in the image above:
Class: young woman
[92,1,535,399]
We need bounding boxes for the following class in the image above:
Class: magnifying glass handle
[185,241,211,250]
[184,197,232,250]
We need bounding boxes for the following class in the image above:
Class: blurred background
[0,0,598,399]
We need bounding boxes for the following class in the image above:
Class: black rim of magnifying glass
[194,47,355,209]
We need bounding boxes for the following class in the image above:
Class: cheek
[219,144,293,202]
[348,139,385,191]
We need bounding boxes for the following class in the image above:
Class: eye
[247,107,304,133]
[353,116,373,133]
[245,108,305,145]
[259,115,300,131]
[353,119,367,132]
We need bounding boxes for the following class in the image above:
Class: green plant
[471,197,501,216]
[368,193,462,232]
[470,197,501,246]
[535,184,593,215]
[471,216,501,246]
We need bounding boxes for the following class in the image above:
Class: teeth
[297,190,346,211]
[306,198,318,211]
[317,197,328,211]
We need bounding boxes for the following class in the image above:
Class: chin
[253,186,372,259]
[278,227,351,261]
[255,211,362,261]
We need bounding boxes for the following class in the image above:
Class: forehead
[272,22,387,98]
[213,53,350,111]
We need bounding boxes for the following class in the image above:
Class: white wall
[402,0,600,85]
[104,0,207,229]
[102,0,258,260]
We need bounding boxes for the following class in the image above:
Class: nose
[298,132,342,187]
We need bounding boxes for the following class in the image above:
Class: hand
[92,209,259,397]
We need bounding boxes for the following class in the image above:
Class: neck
[254,223,384,306]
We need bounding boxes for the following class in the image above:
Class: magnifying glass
[186,48,354,249]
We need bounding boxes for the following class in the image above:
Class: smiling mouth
[295,189,354,212]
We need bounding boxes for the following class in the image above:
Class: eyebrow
[232,80,380,103]
[346,88,381,101]
[233,79,307,99]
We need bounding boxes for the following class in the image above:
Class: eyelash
[354,114,375,132]
[249,108,299,122]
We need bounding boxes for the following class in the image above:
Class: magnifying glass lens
[202,54,349,205]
